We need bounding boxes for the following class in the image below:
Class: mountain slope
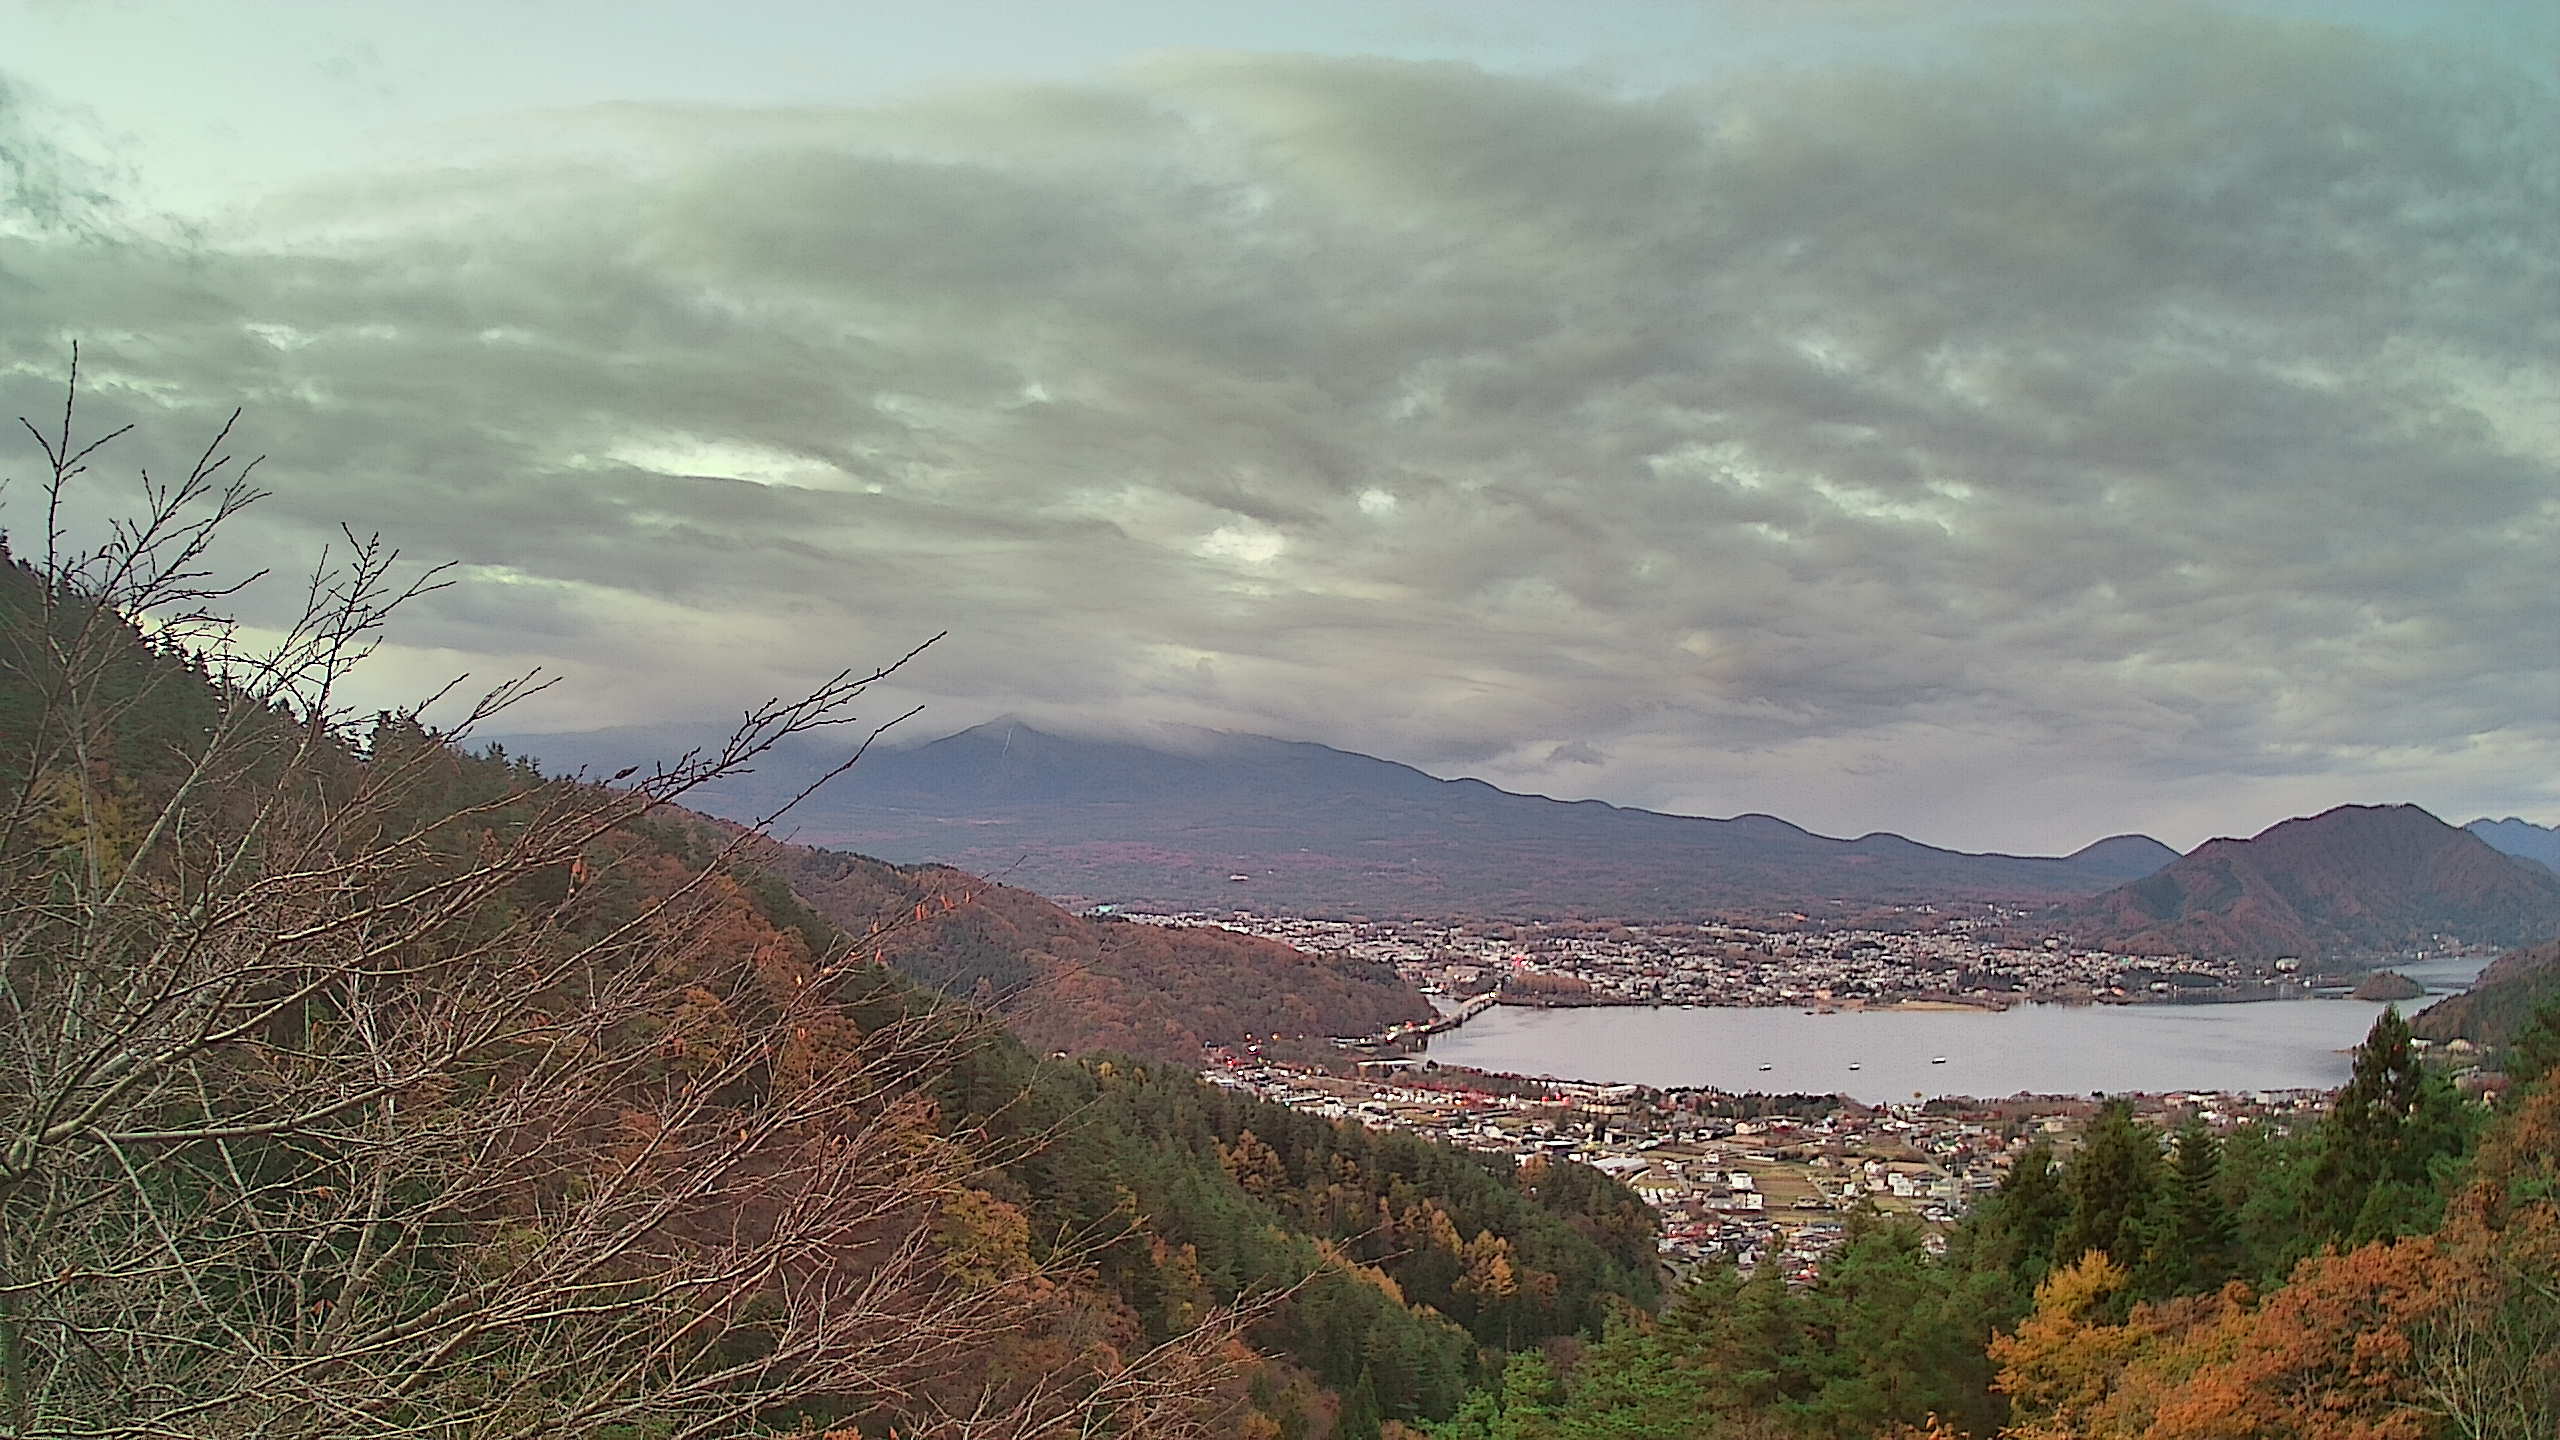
[2411,938,2560,1047]
[752,838,1431,1060]
[2041,804,2560,962]
[2470,816,2560,872]
[0,541,1645,1436]
[515,719,2174,919]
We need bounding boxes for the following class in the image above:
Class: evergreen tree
[1797,1217,2007,1437]
[1337,1365,1384,1440]
[2302,1007,2478,1249]
[1971,1140,2068,1298]
[2136,1116,2238,1299]
[2057,1099,2160,1278]
[2216,1120,2311,1286]
[1431,1353,1558,1440]
[2505,994,2560,1092]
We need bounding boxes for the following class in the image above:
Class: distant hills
[509,719,2176,919]
[2066,833,2187,875]
[2469,816,2560,872]
[2040,804,2560,963]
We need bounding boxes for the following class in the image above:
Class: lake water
[1422,955,2491,1102]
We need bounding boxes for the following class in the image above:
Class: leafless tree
[2410,1096,2560,1440]
[0,358,1254,1439]
[2414,1267,2560,1440]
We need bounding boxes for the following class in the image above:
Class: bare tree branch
[0,372,1241,1440]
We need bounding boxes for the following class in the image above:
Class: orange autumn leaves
[1993,1247,2440,1440]
[1991,1085,2560,1440]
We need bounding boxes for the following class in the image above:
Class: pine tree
[2505,994,2560,1092]
[2303,1007,2477,1248]
[2057,1099,2160,1279]
[2216,1120,2311,1285]
[1974,1140,2068,1296]
[1336,1364,1383,1440]
[2137,1116,2238,1298]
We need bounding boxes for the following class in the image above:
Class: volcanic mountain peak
[872,718,1459,799]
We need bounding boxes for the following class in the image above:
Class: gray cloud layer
[2,9,2554,851]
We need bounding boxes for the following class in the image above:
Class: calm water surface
[1423,955,2490,1102]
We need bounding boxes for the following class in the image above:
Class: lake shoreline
[1449,987,2321,1032]
[1418,958,2487,1102]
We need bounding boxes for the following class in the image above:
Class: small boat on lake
[1930,1056,1948,1065]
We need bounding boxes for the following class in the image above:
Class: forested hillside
[759,841,1431,1060]
[0,446,1652,1438]
[2469,817,2560,873]
[2413,938,2560,1049]
[2040,804,2560,963]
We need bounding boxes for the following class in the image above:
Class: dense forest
[0,436,1652,1440]
[1431,1004,2559,1440]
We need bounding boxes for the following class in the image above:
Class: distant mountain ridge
[2041,804,2560,963]
[509,718,2176,919]
[2469,816,2560,873]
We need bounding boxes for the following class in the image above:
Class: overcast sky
[2,0,2554,854]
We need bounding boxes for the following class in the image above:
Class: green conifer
[2057,1098,2160,1276]
[2302,1007,2477,1248]
[1336,1365,1383,1440]
[2137,1116,2239,1298]
[2505,994,2560,1092]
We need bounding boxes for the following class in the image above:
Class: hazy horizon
[496,708,2549,860]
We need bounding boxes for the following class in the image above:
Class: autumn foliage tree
[0,370,1254,1438]
[1989,1041,2560,1440]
